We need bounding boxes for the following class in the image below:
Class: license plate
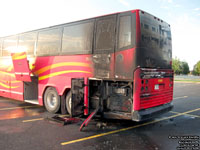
[155,84,159,90]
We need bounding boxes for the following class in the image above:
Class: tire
[44,87,60,113]
[66,91,72,115]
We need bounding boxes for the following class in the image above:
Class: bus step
[45,115,81,126]
[80,107,99,131]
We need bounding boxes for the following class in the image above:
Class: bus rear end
[132,10,173,121]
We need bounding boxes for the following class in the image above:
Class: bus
[0,9,173,122]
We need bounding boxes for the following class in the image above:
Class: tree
[193,61,200,76]
[172,57,190,75]
[172,57,181,74]
[180,61,190,75]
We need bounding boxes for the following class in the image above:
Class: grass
[174,79,200,83]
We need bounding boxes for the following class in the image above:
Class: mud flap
[11,52,31,82]
[71,78,85,117]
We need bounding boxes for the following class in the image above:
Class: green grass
[174,79,200,83]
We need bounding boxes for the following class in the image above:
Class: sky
[0,0,199,70]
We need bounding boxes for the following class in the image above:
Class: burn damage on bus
[0,9,174,130]
[92,54,113,78]
[71,78,133,120]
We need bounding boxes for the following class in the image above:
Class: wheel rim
[68,97,72,109]
[47,93,57,109]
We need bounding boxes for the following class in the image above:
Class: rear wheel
[44,87,60,113]
[66,91,72,115]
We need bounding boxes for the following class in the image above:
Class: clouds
[194,8,200,11]
[118,0,130,7]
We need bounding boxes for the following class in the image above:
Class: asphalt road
[0,82,200,150]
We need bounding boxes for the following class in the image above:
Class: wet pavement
[0,82,200,150]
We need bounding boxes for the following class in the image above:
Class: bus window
[37,28,62,56]
[94,15,116,53]
[0,38,2,56]
[2,36,18,56]
[18,32,37,55]
[118,15,132,49]
[62,20,94,54]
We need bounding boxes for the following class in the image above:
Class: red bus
[0,9,173,122]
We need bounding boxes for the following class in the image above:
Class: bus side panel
[34,55,93,105]
[10,80,24,101]
[0,72,11,98]
[0,58,12,98]
[115,48,136,79]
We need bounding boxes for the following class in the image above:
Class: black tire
[44,87,60,113]
[66,91,72,115]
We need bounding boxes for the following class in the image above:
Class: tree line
[172,57,200,75]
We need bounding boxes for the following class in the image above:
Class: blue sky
[0,0,199,70]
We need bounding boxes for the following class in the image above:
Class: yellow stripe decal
[0,82,19,89]
[39,70,91,81]
[0,80,21,84]
[13,54,26,60]
[35,62,91,75]
[0,71,15,77]
[7,66,13,72]
[12,52,23,58]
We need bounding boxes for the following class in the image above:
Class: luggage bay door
[11,52,31,82]
[71,78,85,117]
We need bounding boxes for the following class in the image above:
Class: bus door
[92,15,117,79]
[11,52,31,82]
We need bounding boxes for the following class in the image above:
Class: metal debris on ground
[44,115,81,126]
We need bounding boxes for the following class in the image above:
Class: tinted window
[2,36,18,56]
[37,28,62,55]
[139,11,172,69]
[118,15,132,49]
[95,16,116,52]
[0,38,2,56]
[62,21,94,54]
[18,32,37,55]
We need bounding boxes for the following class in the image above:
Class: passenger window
[94,15,116,53]
[2,36,18,56]
[37,28,62,55]
[0,38,2,56]
[18,32,37,55]
[118,15,132,49]
[62,21,94,54]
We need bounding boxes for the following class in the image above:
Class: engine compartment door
[71,78,85,117]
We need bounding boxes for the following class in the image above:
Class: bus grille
[140,90,173,109]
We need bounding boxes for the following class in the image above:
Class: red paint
[133,68,173,111]
[136,10,141,45]
[84,77,89,115]
[11,52,31,82]
[133,68,141,111]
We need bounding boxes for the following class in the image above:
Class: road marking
[22,114,69,123]
[170,111,200,118]
[22,118,43,122]
[173,96,188,100]
[61,107,200,146]
[0,105,39,111]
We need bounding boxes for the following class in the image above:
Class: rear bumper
[132,103,173,121]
